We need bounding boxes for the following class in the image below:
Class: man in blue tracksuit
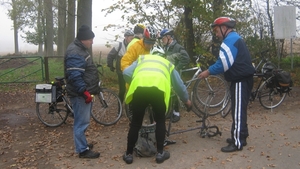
[198,17,255,152]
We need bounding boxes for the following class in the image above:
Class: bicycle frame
[165,55,222,139]
[165,92,221,140]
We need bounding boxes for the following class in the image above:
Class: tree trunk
[77,0,92,29]
[77,0,93,55]
[66,0,76,47]
[266,0,276,54]
[211,0,223,59]
[12,0,19,54]
[13,16,19,54]
[57,0,66,56]
[37,0,43,55]
[44,0,54,56]
[183,6,195,58]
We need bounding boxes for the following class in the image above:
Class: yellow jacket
[121,39,150,71]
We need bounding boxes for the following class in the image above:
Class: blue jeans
[70,96,92,153]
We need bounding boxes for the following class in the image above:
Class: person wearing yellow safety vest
[122,46,192,164]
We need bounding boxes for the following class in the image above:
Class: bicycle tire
[193,75,228,116]
[221,93,231,118]
[125,95,173,128]
[190,91,204,118]
[36,102,68,127]
[258,80,287,109]
[91,88,122,126]
[125,103,161,128]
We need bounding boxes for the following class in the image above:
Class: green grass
[1,55,299,93]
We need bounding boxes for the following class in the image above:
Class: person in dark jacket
[107,30,134,103]
[64,25,100,158]
[159,28,190,123]
[198,17,255,152]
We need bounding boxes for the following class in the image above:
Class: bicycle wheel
[258,81,287,109]
[221,93,231,118]
[125,103,157,128]
[190,91,204,118]
[193,75,228,116]
[36,102,68,127]
[91,88,122,126]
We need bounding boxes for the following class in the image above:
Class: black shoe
[87,143,93,150]
[171,114,180,123]
[226,138,247,146]
[156,151,170,164]
[221,143,243,152]
[79,149,100,158]
[123,152,133,164]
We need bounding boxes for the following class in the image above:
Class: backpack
[133,125,157,157]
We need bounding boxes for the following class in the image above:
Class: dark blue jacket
[208,32,255,82]
[64,39,100,97]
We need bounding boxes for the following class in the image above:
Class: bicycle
[220,49,290,118]
[35,77,122,127]
[124,55,228,127]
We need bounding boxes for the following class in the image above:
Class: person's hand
[184,100,192,112]
[198,70,210,79]
[110,67,115,72]
[83,90,92,103]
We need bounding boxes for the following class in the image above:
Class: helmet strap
[219,26,230,39]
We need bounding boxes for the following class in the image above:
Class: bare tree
[44,0,54,56]
[77,0,92,54]
[57,0,66,56]
[65,0,75,47]
[11,0,19,54]
[77,0,92,29]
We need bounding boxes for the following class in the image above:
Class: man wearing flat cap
[64,25,100,159]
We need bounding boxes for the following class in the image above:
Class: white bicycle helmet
[150,46,165,57]
[143,26,158,44]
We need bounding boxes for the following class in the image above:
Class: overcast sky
[0,0,125,55]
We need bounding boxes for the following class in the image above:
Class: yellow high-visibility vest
[125,54,174,113]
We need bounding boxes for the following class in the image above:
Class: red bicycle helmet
[143,26,158,44]
[211,17,236,28]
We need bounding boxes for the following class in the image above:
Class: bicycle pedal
[164,140,176,146]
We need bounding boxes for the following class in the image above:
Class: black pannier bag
[274,70,293,93]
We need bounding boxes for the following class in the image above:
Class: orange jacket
[121,39,150,71]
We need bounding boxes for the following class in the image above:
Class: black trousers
[117,73,126,103]
[126,87,166,154]
[230,77,253,149]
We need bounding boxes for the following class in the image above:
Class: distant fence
[0,55,65,84]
